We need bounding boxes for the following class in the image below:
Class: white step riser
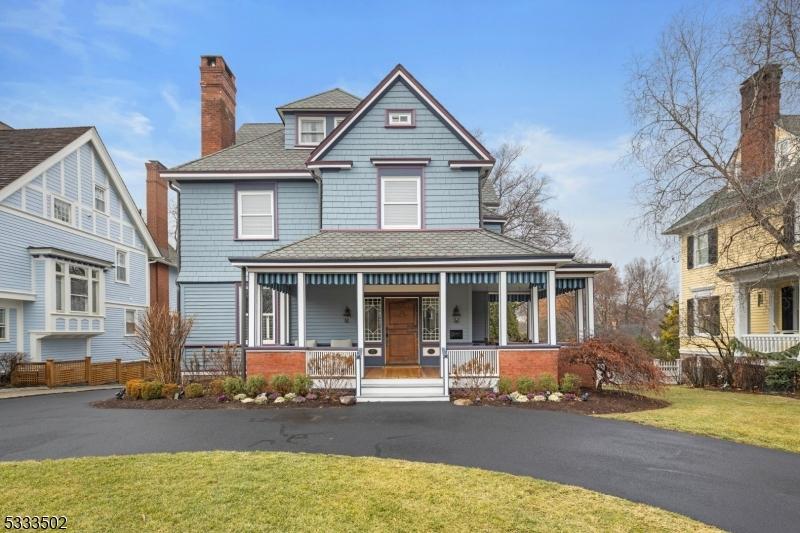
[361,387,444,396]
[361,379,443,387]
[357,395,450,403]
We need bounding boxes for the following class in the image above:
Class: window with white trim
[125,309,136,336]
[261,287,275,344]
[297,117,325,146]
[115,250,128,283]
[694,231,710,266]
[0,308,7,341]
[237,190,275,239]
[52,197,72,225]
[55,261,102,315]
[364,297,382,342]
[381,176,421,229]
[421,297,439,341]
[94,185,107,213]
[387,111,414,127]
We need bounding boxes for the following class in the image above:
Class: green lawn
[0,451,716,532]
[602,386,800,453]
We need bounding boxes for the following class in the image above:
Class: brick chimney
[145,160,170,308]
[740,64,782,179]
[200,55,236,156]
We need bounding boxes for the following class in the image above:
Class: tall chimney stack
[200,55,236,156]
[145,160,170,308]
[740,63,781,180]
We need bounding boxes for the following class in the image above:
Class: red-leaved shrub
[561,335,664,392]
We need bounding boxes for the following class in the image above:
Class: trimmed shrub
[222,376,244,397]
[184,382,204,399]
[681,357,720,388]
[162,383,180,399]
[293,374,313,396]
[208,379,224,396]
[535,373,558,393]
[733,360,766,390]
[244,375,267,397]
[560,373,582,393]
[141,381,163,401]
[765,360,800,393]
[515,377,535,395]
[125,379,144,400]
[496,377,514,395]
[271,374,293,395]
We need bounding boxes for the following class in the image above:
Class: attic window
[298,117,325,146]
[386,110,415,128]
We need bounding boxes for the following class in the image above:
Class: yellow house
[664,64,800,357]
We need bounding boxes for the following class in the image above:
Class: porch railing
[305,350,357,378]
[738,334,800,355]
[448,349,499,377]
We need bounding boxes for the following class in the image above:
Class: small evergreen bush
[222,376,244,396]
[515,377,535,395]
[184,382,204,399]
[271,374,293,395]
[207,379,224,396]
[496,377,513,394]
[292,375,313,396]
[559,373,582,393]
[125,379,144,400]
[141,381,163,401]
[535,373,558,392]
[245,375,267,397]
[162,383,180,399]
[765,360,800,393]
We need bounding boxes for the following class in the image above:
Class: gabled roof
[276,88,361,120]
[0,127,161,259]
[164,127,311,175]
[238,229,563,263]
[307,64,495,164]
[236,123,282,144]
[0,126,91,191]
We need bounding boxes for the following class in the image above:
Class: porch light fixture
[343,306,352,323]
[452,305,461,323]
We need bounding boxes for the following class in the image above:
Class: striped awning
[447,272,498,284]
[507,271,547,285]
[257,273,297,285]
[557,278,586,292]
[307,273,355,285]
[365,272,438,284]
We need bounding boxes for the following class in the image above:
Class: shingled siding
[177,180,319,283]
[321,80,481,229]
[284,114,348,149]
[306,285,358,344]
[182,283,238,346]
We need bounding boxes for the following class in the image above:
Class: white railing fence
[305,350,357,377]
[448,349,499,377]
[738,334,800,356]
[653,359,681,384]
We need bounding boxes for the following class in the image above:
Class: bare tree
[623,257,675,335]
[629,0,800,269]
[488,142,584,254]
[593,266,623,333]
[130,305,194,384]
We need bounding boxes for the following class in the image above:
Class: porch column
[576,288,585,342]
[547,270,557,344]
[439,272,448,396]
[733,283,748,337]
[240,268,248,347]
[529,284,540,343]
[356,272,364,397]
[296,272,306,347]
[587,276,596,338]
[499,271,508,346]
[247,271,258,347]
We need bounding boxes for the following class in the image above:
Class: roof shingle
[277,88,361,112]
[0,126,91,191]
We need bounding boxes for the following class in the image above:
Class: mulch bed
[453,389,670,415]
[92,392,354,410]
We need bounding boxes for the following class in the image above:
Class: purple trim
[234,281,240,345]
[376,166,425,230]
[370,157,430,166]
[233,181,279,241]
[384,109,416,128]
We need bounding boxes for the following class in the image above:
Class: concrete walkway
[0,390,798,533]
[0,384,121,399]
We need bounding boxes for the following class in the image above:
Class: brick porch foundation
[247,350,306,380]
[498,348,594,386]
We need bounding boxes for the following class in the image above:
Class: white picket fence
[654,359,682,384]
[448,349,499,377]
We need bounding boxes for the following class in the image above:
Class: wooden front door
[385,298,419,365]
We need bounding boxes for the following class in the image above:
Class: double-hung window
[52,197,73,225]
[116,250,128,283]
[69,266,89,313]
[297,117,325,146]
[94,185,107,213]
[125,309,136,336]
[0,308,7,341]
[55,261,102,315]
[237,190,275,239]
[381,175,421,229]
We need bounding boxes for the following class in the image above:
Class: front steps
[357,378,450,402]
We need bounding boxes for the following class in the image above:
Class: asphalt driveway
[1,390,798,532]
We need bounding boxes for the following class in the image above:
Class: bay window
[54,261,102,315]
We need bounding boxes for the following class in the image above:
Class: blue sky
[0,0,703,266]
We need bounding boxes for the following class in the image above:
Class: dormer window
[386,110,415,128]
[297,117,325,146]
[333,117,345,128]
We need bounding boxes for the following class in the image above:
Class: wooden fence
[11,357,154,388]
